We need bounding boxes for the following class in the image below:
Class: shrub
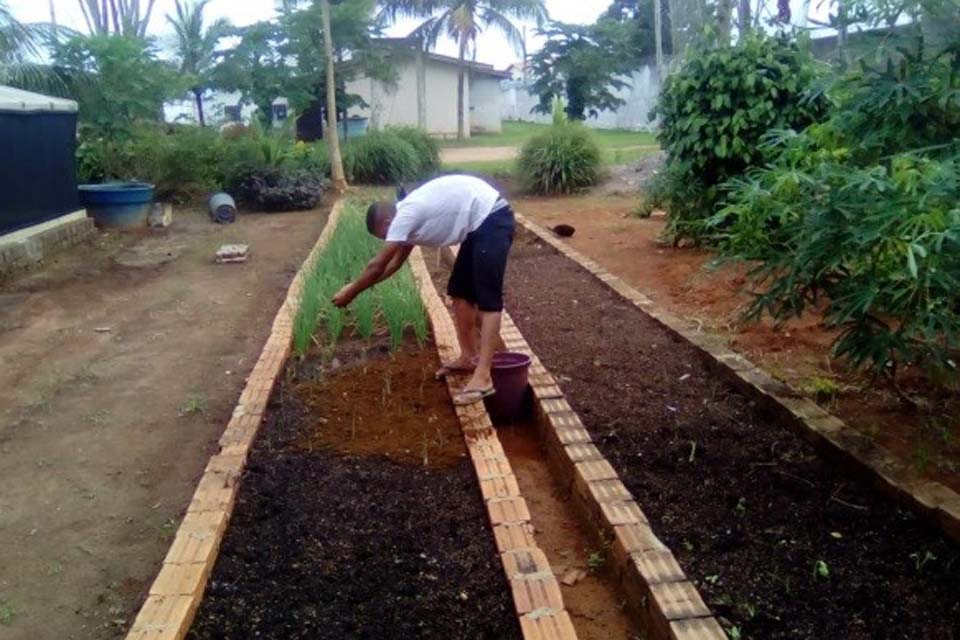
[517,101,602,195]
[342,129,424,185]
[230,167,326,212]
[386,126,441,177]
[129,125,224,200]
[651,33,828,243]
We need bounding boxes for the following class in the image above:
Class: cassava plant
[711,21,960,377]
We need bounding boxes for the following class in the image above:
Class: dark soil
[500,232,960,639]
[189,337,520,640]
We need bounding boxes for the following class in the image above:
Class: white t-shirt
[386,175,502,247]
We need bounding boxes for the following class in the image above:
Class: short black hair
[366,202,379,235]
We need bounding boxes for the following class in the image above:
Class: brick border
[436,245,725,640]
[409,248,578,640]
[125,200,345,640]
[515,212,960,546]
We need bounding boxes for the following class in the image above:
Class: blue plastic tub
[79,182,155,228]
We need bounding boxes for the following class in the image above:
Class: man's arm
[332,243,412,307]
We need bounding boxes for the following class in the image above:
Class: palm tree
[390,0,547,139]
[77,0,157,37]
[167,0,230,126]
[0,0,63,91]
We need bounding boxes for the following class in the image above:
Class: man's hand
[332,284,356,308]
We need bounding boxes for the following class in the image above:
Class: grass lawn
[441,120,658,150]
[443,145,660,177]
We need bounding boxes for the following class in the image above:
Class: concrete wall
[469,75,503,134]
[501,58,666,131]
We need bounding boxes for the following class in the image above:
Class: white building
[346,42,511,138]
[164,90,257,127]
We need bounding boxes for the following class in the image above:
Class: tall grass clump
[386,126,442,177]
[517,99,603,195]
[292,199,427,356]
[343,128,438,185]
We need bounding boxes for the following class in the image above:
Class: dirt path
[441,146,519,163]
[0,203,330,639]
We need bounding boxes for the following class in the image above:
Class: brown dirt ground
[514,191,960,494]
[189,335,520,640]
[0,202,330,639]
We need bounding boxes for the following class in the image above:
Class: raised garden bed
[142,200,523,639]
[470,228,959,638]
[188,334,520,639]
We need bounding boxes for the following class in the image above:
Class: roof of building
[375,38,512,79]
[0,86,78,114]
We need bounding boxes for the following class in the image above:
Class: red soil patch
[516,193,960,493]
[295,340,465,468]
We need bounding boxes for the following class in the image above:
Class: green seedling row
[293,199,428,355]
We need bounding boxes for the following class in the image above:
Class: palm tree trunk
[194,89,206,127]
[738,0,751,36]
[456,36,467,140]
[320,0,347,192]
[715,0,733,45]
[654,0,664,69]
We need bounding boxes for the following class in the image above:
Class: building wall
[469,75,503,134]
[501,57,666,131]
[164,90,258,126]
[347,58,484,138]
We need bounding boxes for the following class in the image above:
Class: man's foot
[453,386,496,406]
[435,357,476,380]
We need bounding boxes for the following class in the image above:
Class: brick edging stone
[515,212,960,546]
[410,247,578,640]
[440,244,725,640]
[125,200,346,640]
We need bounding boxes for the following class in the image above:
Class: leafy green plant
[517,98,603,195]
[910,550,937,573]
[813,560,830,579]
[650,33,828,243]
[0,600,17,625]
[803,376,842,402]
[179,393,207,416]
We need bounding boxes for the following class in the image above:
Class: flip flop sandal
[453,387,496,406]
[435,363,476,380]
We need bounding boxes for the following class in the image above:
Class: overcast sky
[8,0,625,69]
[11,0,829,69]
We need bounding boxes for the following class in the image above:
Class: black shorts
[447,207,514,312]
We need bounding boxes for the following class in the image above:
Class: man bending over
[332,174,514,406]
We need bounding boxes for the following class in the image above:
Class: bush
[386,126,441,176]
[712,27,960,375]
[651,34,828,243]
[517,102,602,195]
[231,167,326,212]
[342,129,426,185]
[128,125,224,200]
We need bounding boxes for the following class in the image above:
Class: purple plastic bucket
[483,352,532,421]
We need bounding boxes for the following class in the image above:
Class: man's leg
[448,296,480,368]
[463,311,500,391]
